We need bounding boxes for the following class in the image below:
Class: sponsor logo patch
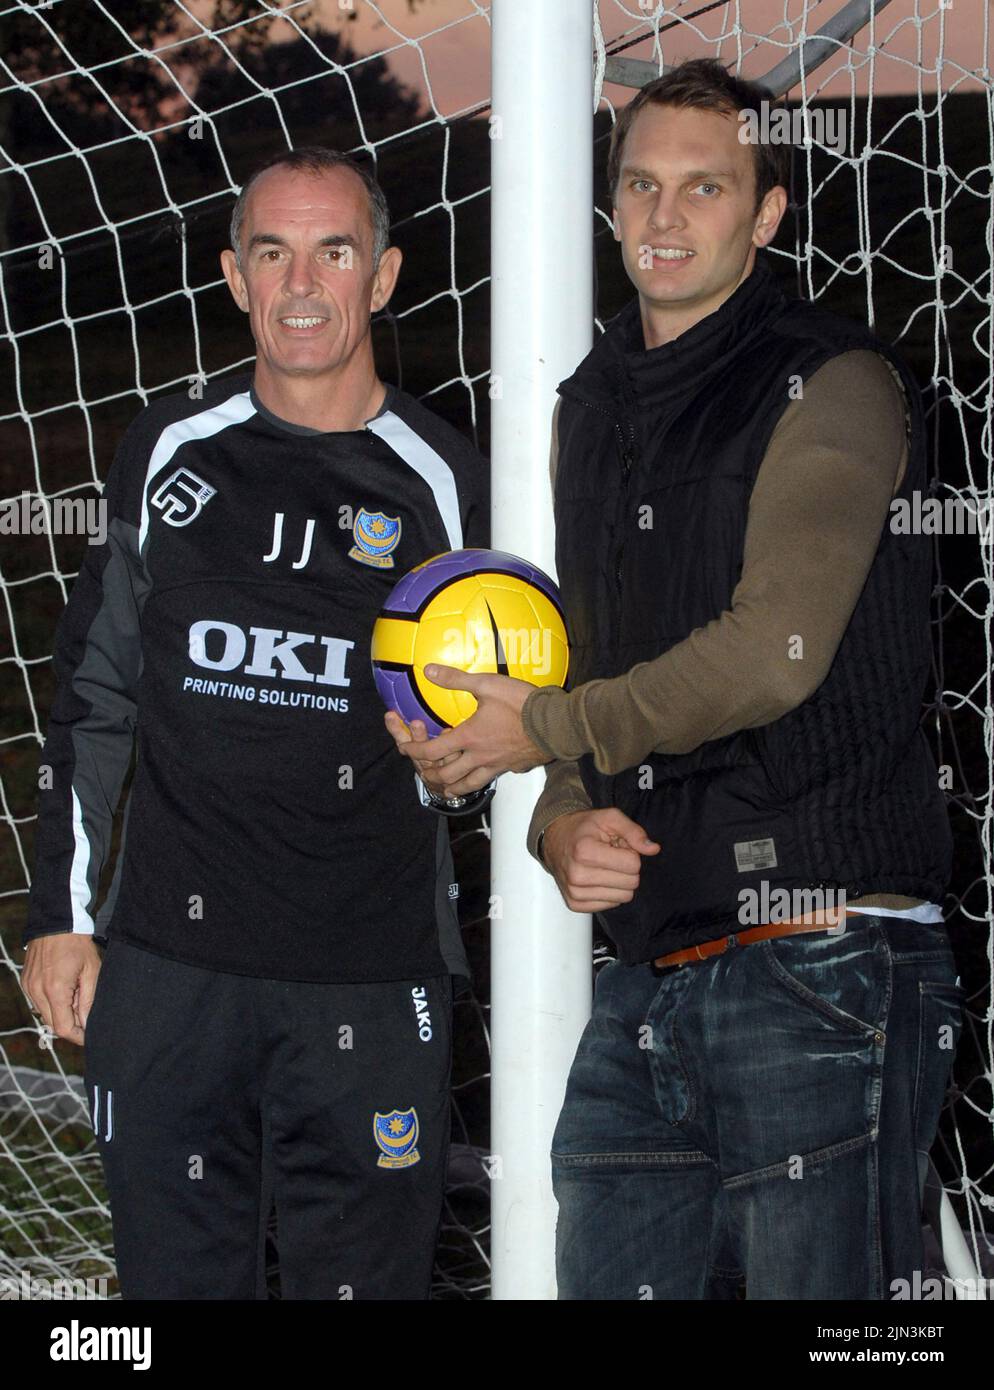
[151,468,216,527]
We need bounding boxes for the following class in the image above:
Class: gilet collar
[561,250,788,413]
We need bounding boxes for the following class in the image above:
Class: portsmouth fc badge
[350,507,401,569]
[373,1108,421,1169]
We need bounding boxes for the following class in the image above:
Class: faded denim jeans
[551,915,963,1300]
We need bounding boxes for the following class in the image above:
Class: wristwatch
[416,775,496,817]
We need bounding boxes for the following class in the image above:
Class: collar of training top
[247,378,395,437]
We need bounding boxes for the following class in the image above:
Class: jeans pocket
[912,979,964,1153]
[760,928,884,1036]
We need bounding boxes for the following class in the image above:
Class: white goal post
[489,0,594,1301]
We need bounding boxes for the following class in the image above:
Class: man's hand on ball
[390,665,552,796]
[383,710,449,796]
[541,807,660,913]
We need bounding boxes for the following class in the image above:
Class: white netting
[1,0,991,1299]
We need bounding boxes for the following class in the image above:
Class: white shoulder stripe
[366,411,463,550]
[138,390,256,552]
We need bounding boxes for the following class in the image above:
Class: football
[371,548,570,736]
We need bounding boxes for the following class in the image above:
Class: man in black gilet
[394,60,962,1300]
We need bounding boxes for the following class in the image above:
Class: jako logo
[411,986,432,1041]
[188,621,354,685]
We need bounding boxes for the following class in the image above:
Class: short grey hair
[230,146,391,271]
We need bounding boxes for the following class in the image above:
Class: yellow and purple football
[371,548,570,736]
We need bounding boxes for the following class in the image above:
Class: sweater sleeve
[521,349,909,775]
[24,422,148,945]
[526,755,593,861]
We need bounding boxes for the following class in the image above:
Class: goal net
[1,0,991,1299]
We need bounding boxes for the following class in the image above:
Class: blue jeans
[551,915,963,1300]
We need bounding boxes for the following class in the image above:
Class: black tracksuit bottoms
[83,937,454,1300]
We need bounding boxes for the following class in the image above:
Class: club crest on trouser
[373,1108,421,1168]
[349,508,402,568]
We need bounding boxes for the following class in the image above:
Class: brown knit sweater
[523,348,928,912]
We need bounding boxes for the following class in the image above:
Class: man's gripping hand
[384,707,446,794]
[22,934,102,1047]
[542,808,660,914]
[386,664,551,797]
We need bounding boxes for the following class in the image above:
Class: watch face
[420,780,496,816]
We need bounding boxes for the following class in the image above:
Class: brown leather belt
[653,909,866,969]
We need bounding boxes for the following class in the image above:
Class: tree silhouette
[2,2,281,129]
[0,3,283,250]
[184,26,422,171]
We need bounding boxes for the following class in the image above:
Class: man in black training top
[22,148,489,1300]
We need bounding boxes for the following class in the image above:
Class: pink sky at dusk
[296,0,990,117]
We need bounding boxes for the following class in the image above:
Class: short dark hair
[230,146,390,270]
[607,58,790,212]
